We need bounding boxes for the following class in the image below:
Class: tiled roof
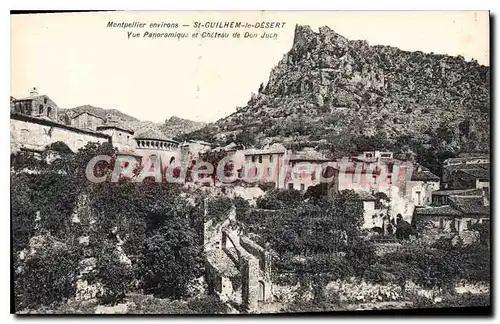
[444,156,489,165]
[448,196,490,216]
[457,168,490,181]
[288,148,329,161]
[432,188,484,196]
[243,143,287,156]
[411,163,440,181]
[97,123,134,134]
[71,110,105,120]
[134,128,177,142]
[414,206,463,217]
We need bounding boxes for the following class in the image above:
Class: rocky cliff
[188,25,490,153]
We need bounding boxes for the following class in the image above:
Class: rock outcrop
[191,25,490,152]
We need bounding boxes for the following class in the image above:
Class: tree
[15,237,81,309]
[138,224,203,298]
[96,243,134,305]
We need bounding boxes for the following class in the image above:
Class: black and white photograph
[9,10,491,315]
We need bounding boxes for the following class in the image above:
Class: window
[127,136,130,144]
[415,191,421,205]
[47,107,52,117]
[258,281,265,302]
[300,184,305,191]
[288,183,294,190]
[251,156,256,163]
[259,156,262,163]
[267,167,272,177]
[366,153,373,158]
[44,98,48,104]
[39,104,44,114]
[270,155,273,162]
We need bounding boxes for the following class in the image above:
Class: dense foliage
[15,237,81,310]
[12,142,206,311]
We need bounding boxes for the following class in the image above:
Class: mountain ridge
[59,106,206,139]
[184,24,490,156]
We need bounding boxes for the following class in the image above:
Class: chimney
[29,87,39,97]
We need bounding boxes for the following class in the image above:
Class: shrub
[258,182,276,192]
[233,196,250,221]
[15,238,80,310]
[96,244,134,305]
[207,197,233,223]
[138,227,203,299]
[186,296,229,314]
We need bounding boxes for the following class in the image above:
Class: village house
[415,190,490,237]
[442,155,489,189]
[448,168,490,195]
[405,163,441,207]
[70,109,106,131]
[284,148,332,192]
[355,191,388,230]
[10,87,59,120]
[237,144,288,188]
[96,123,135,152]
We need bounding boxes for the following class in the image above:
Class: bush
[258,182,276,192]
[15,238,80,310]
[207,197,233,223]
[233,196,250,221]
[96,244,134,305]
[138,227,203,298]
[256,188,303,210]
[186,296,229,314]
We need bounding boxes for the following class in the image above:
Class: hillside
[185,25,490,155]
[64,105,139,122]
[60,106,205,140]
[160,116,206,138]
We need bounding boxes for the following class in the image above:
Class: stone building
[442,155,489,189]
[133,128,182,175]
[405,163,441,207]
[415,191,490,236]
[10,90,182,174]
[10,87,58,120]
[70,111,105,131]
[205,228,273,313]
[355,191,388,230]
[236,144,288,187]
[96,123,135,152]
[284,149,332,192]
[10,112,111,154]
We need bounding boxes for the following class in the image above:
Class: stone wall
[271,276,489,305]
[11,113,110,153]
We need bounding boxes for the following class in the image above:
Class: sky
[11,11,490,123]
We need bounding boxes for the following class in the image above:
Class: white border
[2,1,497,323]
